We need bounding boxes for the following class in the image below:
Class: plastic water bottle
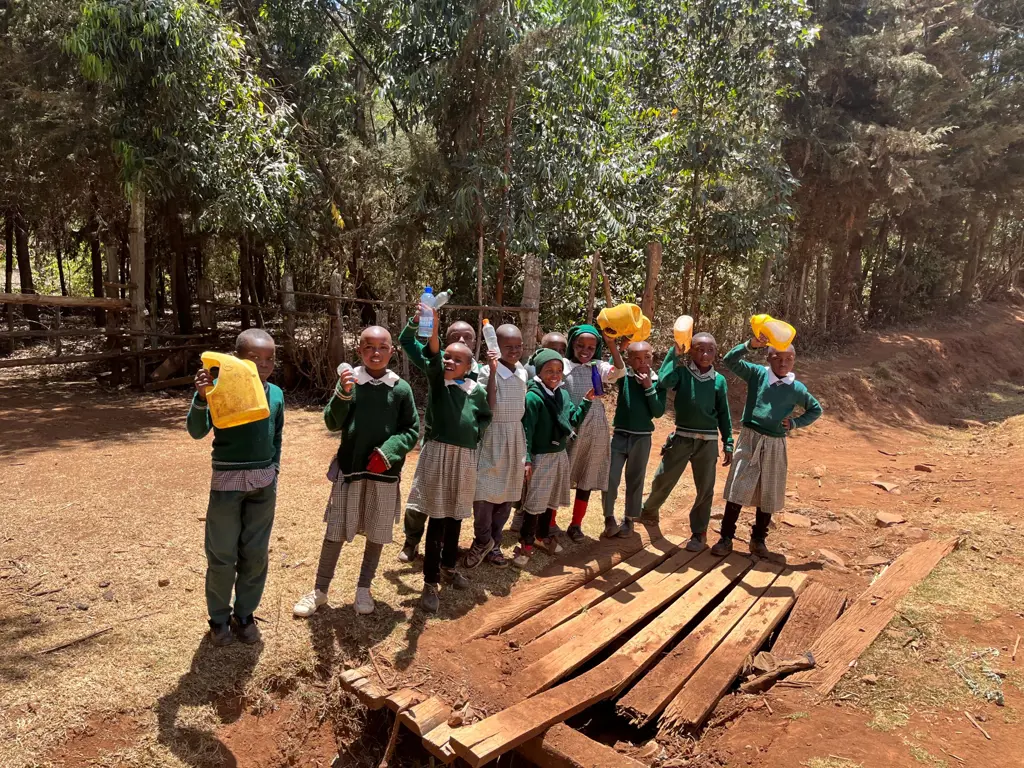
[591,364,604,397]
[433,290,451,310]
[418,286,435,338]
[482,319,499,354]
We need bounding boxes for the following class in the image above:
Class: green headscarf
[567,324,604,364]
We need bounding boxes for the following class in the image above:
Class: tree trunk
[14,211,40,326]
[55,235,68,297]
[129,184,146,385]
[585,250,600,325]
[496,90,516,307]
[641,241,662,319]
[521,252,541,355]
[88,222,105,326]
[4,212,14,354]
[239,234,252,330]
[814,249,827,334]
[168,214,193,334]
[105,243,123,386]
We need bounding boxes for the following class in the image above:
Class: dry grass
[0,381,663,768]
[802,758,864,768]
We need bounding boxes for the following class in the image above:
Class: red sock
[571,498,588,527]
[549,509,557,528]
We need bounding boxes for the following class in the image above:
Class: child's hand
[584,388,596,401]
[487,349,499,373]
[750,334,768,349]
[339,366,356,394]
[194,367,213,401]
[524,462,533,485]
[722,450,733,467]
[636,371,652,389]
[781,417,793,431]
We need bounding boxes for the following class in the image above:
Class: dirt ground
[2,304,1023,768]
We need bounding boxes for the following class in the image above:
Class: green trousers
[205,483,276,624]
[641,434,719,534]
[602,431,652,521]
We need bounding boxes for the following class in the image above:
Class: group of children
[187,308,822,645]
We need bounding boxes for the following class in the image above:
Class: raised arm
[399,318,428,372]
[323,367,355,432]
[723,340,763,383]
[569,395,594,429]
[657,346,683,391]
[603,331,626,382]
[186,393,213,439]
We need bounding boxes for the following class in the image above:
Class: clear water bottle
[482,319,499,354]
[418,286,435,338]
[433,290,451,310]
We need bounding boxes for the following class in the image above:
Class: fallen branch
[964,711,991,740]
[36,627,112,654]
[1012,634,1020,662]
[740,653,816,694]
[369,648,392,689]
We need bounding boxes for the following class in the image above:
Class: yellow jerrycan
[597,302,645,339]
[673,315,694,351]
[630,314,652,343]
[200,351,270,429]
[749,314,797,351]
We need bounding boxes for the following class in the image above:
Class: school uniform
[471,361,528,556]
[564,358,625,492]
[405,348,491,585]
[187,383,284,626]
[521,376,591,544]
[642,348,733,535]
[602,369,667,522]
[398,320,483,553]
[720,341,822,542]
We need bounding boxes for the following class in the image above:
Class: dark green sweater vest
[422,349,492,448]
[187,382,284,471]
[723,342,823,438]
[658,347,734,451]
[612,370,667,434]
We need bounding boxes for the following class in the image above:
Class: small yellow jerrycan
[200,352,270,429]
[630,315,652,343]
[597,303,645,339]
[749,314,797,351]
[673,315,694,351]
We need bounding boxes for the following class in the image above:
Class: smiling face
[538,358,564,391]
[541,332,568,357]
[626,342,653,375]
[572,333,599,364]
[497,324,524,365]
[359,326,393,376]
[767,345,797,378]
[446,321,476,347]
[235,329,276,383]
[443,342,474,380]
[689,333,718,372]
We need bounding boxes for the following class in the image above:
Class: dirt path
[1,305,1022,768]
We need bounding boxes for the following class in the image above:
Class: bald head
[692,332,716,347]
[626,341,654,374]
[496,324,524,365]
[235,328,276,382]
[360,325,392,345]
[767,344,796,378]
[540,332,568,357]
[446,321,476,346]
[358,325,393,373]
[236,328,275,354]
[689,332,718,372]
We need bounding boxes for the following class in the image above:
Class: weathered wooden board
[770,580,847,659]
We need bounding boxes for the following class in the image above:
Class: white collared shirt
[532,375,562,396]
[445,377,481,394]
[495,361,529,383]
[354,366,400,388]
[766,366,796,386]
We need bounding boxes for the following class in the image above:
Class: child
[712,336,822,559]
[602,341,667,538]
[397,316,480,564]
[466,324,528,569]
[512,331,570,533]
[564,324,625,540]
[517,349,593,566]
[293,327,419,618]
[188,329,283,647]
[641,333,734,552]
[405,305,491,612]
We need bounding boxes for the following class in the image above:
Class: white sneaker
[512,553,531,568]
[354,587,375,615]
[293,589,328,618]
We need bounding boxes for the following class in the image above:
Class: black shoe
[232,614,261,644]
[601,518,620,538]
[640,510,660,526]
[749,539,784,562]
[616,519,635,538]
[421,583,440,613]
[441,567,470,590]
[710,536,734,556]
[566,524,585,543]
[685,532,707,552]
[209,620,233,647]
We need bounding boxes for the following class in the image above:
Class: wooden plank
[449,554,753,766]
[771,581,847,659]
[143,375,193,392]
[385,687,423,713]
[0,292,130,310]
[516,724,645,768]
[422,720,458,764]
[616,559,783,726]
[513,548,723,698]
[504,534,685,647]
[351,679,388,710]
[339,667,367,685]
[470,527,657,640]
[0,351,124,369]
[791,537,959,695]
[399,696,450,736]
[659,568,808,733]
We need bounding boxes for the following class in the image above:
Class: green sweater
[522,386,591,462]
[323,372,420,482]
[187,382,284,471]
[399,320,481,380]
[422,348,492,448]
[612,370,667,434]
[723,342,823,438]
[659,347,734,451]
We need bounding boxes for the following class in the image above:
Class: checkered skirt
[475,369,527,503]
[565,364,610,492]
[522,451,571,514]
[722,428,788,514]
[405,440,478,520]
[324,478,401,544]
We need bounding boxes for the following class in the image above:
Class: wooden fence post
[197,277,215,332]
[586,250,600,325]
[53,307,61,357]
[641,241,662,319]
[398,284,409,379]
[521,252,541,355]
[104,243,122,386]
[129,184,146,386]
[281,270,298,388]
[328,272,346,373]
